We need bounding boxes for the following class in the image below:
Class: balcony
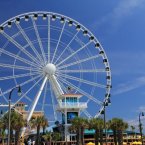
[56,102,87,110]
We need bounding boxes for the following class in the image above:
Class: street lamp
[0,110,3,118]
[101,98,111,145]
[139,112,144,145]
[7,86,21,145]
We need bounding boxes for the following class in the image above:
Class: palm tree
[51,132,61,145]
[71,117,88,145]
[2,111,26,145]
[41,116,49,135]
[42,131,52,144]
[130,125,135,140]
[0,119,6,145]
[31,115,48,145]
[108,118,128,145]
[108,118,118,145]
[88,118,104,145]
[1,129,6,145]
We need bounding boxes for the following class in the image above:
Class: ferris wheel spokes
[57,54,101,70]
[31,16,47,64]
[51,20,66,63]
[1,31,42,66]
[15,22,45,65]
[56,41,91,67]
[59,73,106,89]
[0,48,40,68]
[47,15,51,63]
[58,77,102,105]
[54,30,80,65]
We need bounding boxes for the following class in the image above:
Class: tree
[108,118,128,145]
[41,116,49,135]
[2,111,26,145]
[42,131,52,144]
[31,115,48,145]
[51,132,61,145]
[88,118,104,145]
[71,117,88,145]
[130,125,135,141]
[0,119,6,145]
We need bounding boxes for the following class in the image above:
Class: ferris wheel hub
[43,63,56,76]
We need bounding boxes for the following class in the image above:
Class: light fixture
[15,17,20,24]
[99,51,104,54]
[17,85,22,96]
[100,109,104,115]
[95,43,100,48]
[43,14,47,20]
[25,15,29,21]
[68,20,73,26]
[33,14,38,20]
[51,15,56,21]
[106,76,111,80]
[8,21,12,28]
[103,59,107,63]
[89,36,94,41]
[0,26,4,33]
[106,85,112,88]
[107,98,111,105]
[60,17,65,23]
[105,102,108,107]
[105,93,111,98]
[83,30,88,36]
[105,67,110,71]
[76,25,81,31]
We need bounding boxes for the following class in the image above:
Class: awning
[132,141,142,144]
[86,142,95,145]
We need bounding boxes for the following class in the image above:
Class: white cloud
[93,0,144,28]
[112,76,145,95]
[112,0,144,19]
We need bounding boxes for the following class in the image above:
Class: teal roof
[84,129,113,135]
[84,129,140,135]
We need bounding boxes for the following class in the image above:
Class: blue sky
[0,0,145,131]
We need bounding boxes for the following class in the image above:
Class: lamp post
[7,86,21,145]
[139,112,144,145]
[0,110,3,135]
[0,110,3,118]
[101,98,111,145]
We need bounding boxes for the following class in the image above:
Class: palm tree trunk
[15,130,20,145]
[117,130,123,145]
[113,130,117,145]
[43,126,45,135]
[1,129,5,145]
[81,127,84,145]
[10,129,13,144]
[2,139,4,145]
[76,129,80,145]
[99,129,103,145]
[95,129,99,145]
[36,125,40,145]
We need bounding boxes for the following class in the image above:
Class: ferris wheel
[0,12,111,126]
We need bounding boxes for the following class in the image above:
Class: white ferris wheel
[0,11,111,130]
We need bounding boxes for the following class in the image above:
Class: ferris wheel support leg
[49,75,64,98]
[20,76,48,137]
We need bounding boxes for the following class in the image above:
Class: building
[14,102,44,120]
